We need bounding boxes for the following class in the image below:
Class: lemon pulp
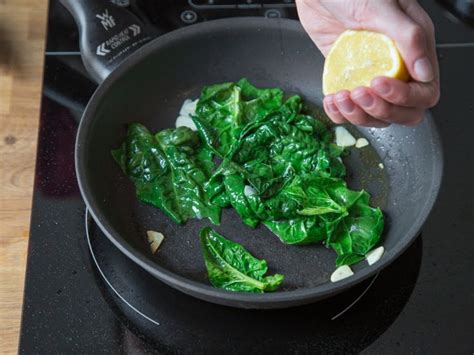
[322,30,409,95]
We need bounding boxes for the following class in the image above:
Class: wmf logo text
[96,9,116,31]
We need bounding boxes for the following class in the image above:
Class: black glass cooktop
[19,0,474,353]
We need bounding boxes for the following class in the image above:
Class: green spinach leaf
[200,227,284,293]
[192,79,283,157]
[263,177,380,257]
[223,174,266,227]
[264,217,328,245]
[112,80,384,268]
[329,192,384,261]
[112,124,220,224]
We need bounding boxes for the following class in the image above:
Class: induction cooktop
[19,0,474,353]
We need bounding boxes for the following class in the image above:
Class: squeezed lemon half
[322,30,410,95]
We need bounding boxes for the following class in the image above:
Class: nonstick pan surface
[76,18,442,309]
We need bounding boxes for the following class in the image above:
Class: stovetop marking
[85,209,161,327]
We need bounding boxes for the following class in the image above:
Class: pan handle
[60,0,153,84]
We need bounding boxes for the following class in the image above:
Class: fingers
[351,87,425,126]
[399,0,435,38]
[320,0,436,83]
[371,2,440,110]
[324,91,388,127]
[334,91,389,127]
[371,77,440,108]
[400,0,440,85]
[325,88,425,127]
[374,10,434,83]
[323,94,347,124]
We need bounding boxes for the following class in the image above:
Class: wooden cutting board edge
[0,1,48,353]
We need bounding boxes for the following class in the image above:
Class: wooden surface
[0,0,47,353]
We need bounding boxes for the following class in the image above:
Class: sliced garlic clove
[366,246,384,265]
[330,265,354,282]
[244,185,256,197]
[147,230,165,254]
[179,98,198,117]
[175,116,197,131]
[355,137,369,148]
[335,127,356,147]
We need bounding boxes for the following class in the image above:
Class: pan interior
[80,20,441,296]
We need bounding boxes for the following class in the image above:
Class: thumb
[372,8,434,83]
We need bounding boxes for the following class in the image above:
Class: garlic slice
[355,137,369,148]
[175,116,197,131]
[330,265,354,282]
[366,246,384,265]
[176,98,198,130]
[335,127,356,147]
[244,185,256,197]
[147,230,164,254]
[179,98,198,117]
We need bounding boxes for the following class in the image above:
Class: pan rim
[75,17,443,308]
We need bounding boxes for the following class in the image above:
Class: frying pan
[64,1,442,309]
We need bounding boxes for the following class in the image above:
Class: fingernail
[354,92,374,108]
[373,82,391,95]
[414,57,434,82]
[337,98,355,113]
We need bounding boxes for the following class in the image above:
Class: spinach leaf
[264,176,349,219]
[223,174,266,228]
[238,78,284,123]
[112,80,384,268]
[329,192,384,260]
[264,217,328,245]
[192,79,283,157]
[200,227,284,293]
[263,177,380,255]
[112,123,183,223]
[192,83,242,156]
[112,124,220,224]
[224,99,346,198]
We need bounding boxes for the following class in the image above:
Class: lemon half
[322,30,409,95]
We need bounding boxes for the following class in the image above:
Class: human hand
[296,0,440,127]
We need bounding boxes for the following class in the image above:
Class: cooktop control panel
[47,0,298,52]
[135,0,298,30]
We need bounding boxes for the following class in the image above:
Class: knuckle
[416,10,436,36]
[395,89,410,106]
[424,17,435,36]
[373,104,393,120]
[405,25,425,48]
[349,1,372,24]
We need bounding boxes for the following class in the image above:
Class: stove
[19,0,474,353]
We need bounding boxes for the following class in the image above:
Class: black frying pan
[64,1,442,309]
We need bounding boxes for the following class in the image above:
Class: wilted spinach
[112,79,384,270]
[112,124,221,224]
[192,79,283,156]
[200,227,284,293]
